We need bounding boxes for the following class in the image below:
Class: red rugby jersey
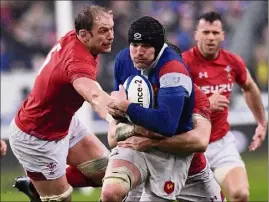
[15,30,98,140]
[183,46,247,142]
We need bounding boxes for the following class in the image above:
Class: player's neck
[77,35,98,58]
[197,46,219,60]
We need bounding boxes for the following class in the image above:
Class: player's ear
[78,30,87,38]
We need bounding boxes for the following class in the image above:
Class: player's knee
[40,186,73,202]
[101,183,127,202]
[230,188,249,202]
[77,150,110,185]
[101,166,134,202]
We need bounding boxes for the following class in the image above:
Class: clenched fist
[209,89,230,112]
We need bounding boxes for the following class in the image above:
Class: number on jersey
[38,43,62,75]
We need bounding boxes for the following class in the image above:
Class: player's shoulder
[220,48,245,65]
[60,30,93,63]
[116,48,130,60]
[182,47,196,63]
[182,47,195,57]
[114,48,134,76]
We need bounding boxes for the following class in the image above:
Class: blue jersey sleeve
[126,60,193,136]
[126,86,187,136]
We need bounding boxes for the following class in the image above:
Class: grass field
[1,154,268,202]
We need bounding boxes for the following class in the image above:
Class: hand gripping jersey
[15,30,99,141]
[114,45,194,136]
[183,46,247,142]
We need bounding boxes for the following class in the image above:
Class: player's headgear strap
[128,16,165,58]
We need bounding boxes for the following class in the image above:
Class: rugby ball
[123,75,154,108]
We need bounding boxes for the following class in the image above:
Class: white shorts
[9,116,88,180]
[110,146,193,200]
[127,162,222,202]
[205,131,245,171]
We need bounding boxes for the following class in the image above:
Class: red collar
[193,46,226,65]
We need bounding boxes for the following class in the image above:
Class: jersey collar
[193,46,226,65]
[134,43,168,75]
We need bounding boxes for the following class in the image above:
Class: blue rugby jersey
[114,45,194,136]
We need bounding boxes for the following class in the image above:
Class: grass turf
[1,154,267,201]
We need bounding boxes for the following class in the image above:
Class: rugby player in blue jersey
[101,16,195,202]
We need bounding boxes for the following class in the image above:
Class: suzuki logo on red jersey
[200,83,234,94]
[198,72,208,78]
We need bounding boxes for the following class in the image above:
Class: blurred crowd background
[1,0,268,92]
[1,1,268,201]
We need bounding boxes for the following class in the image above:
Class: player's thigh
[105,146,148,187]
[205,131,245,170]
[143,149,193,200]
[31,175,72,198]
[67,116,109,166]
[9,120,71,197]
[67,134,109,166]
[177,164,222,202]
[205,132,246,185]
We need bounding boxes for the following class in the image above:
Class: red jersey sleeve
[66,61,96,83]
[193,85,211,120]
[234,55,247,86]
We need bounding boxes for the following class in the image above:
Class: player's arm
[152,114,211,154]
[107,53,130,149]
[151,86,211,153]
[68,61,113,121]
[234,55,267,150]
[240,70,267,128]
[73,77,112,120]
[109,61,192,137]
[107,119,118,149]
[118,114,211,154]
[118,86,211,154]
[239,70,267,150]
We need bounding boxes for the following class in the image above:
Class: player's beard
[134,61,150,69]
[203,44,219,59]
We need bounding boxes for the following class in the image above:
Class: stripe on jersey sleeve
[159,60,192,97]
[160,72,192,97]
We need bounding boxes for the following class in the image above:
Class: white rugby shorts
[205,131,245,171]
[109,146,193,201]
[127,160,222,202]
[9,116,88,180]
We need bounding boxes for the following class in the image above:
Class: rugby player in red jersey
[182,11,267,202]
[9,5,115,202]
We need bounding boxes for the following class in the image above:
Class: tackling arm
[152,114,211,154]
[107,120,118,149]
[73,77,112,121]
[116,113,211,155]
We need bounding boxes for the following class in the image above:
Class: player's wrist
[258,121,267,128]
[150,139,160,148]
[118,100,131,112]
